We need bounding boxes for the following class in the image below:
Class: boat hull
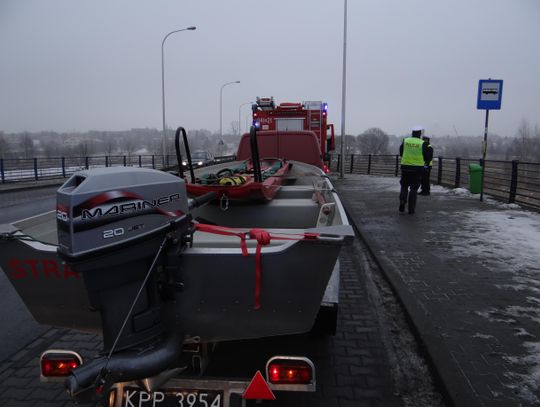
[0,162,353,342]
[0,224,345,342]
[174,240,342,342]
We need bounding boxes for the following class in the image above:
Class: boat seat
[191,198,320,229]
[275,187,315,199]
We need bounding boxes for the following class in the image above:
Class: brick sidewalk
[334,174,540,407]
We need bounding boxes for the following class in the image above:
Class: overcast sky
[1,0,539,138]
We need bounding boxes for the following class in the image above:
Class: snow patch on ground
[449,187,472,197]
[475,309,518,325]
[503,342,540,404]
[448,210,540,275]
[443,196,540,404]
[362,175,526,210]
[514,328,536,339]
[472,333,494,339]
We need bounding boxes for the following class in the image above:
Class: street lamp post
[339,0,348,178]
[220,81,241,150]
[238,101,253,136]
[161,26,196,158]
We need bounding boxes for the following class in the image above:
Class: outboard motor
[57,167,190,401]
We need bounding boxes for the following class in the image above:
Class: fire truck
[252,97,335,171]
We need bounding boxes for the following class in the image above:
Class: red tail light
[40,350,82,378]
[267,360,313,385]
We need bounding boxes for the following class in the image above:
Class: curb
[339,195,482,407]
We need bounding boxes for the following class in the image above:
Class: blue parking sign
[477,79,503,110]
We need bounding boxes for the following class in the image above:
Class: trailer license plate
[123,389,223,407]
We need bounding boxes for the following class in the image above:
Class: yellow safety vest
[401,137,424,166]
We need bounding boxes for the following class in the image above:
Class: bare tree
[357,128,389,154]
[229,121,239,137]
[335,135,358,154]
[20,133,34,158]
[103,134,117,156]
[121,136,137,157]
[0,133,9,158]
[511,119,540,162]
[77,140,94,157]
[514,119,532,160]
[43,139,62,158]
[528,124,540,162]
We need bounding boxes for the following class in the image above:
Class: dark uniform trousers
[400,166,423,211]
[421,166,431,194]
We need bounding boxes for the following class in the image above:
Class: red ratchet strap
[194,223,249,256]
[194,224,319,309]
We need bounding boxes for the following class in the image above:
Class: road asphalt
[0,179,64,194]
[333,174,540,407]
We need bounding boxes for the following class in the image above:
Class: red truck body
[251,97,335,170]
[236,130,324,170]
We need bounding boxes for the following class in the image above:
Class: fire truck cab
[252,97,335,170]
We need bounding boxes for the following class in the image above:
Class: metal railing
[332,154,540,210]
[0,154,236,184]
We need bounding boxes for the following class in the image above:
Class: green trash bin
[468,163,483,194]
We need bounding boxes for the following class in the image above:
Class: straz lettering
[8,259,80,280]
[81,194,181,220]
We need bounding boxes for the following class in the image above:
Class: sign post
[476,79,503,202]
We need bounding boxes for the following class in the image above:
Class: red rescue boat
[186,158,291,201]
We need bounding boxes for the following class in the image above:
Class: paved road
[0,187,56,224]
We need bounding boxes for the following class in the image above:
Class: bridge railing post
[34,158,38,180]
[62,157,66,178]
[455,157,461,188]
[367,154,372,175]
[509,160,519,203]
[349,154,354,174]
[437,156,442,185]
[0,159,4,183]
[395,155,399,177]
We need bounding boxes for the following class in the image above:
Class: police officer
[419,135,434,195]
[398,126,430,214]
